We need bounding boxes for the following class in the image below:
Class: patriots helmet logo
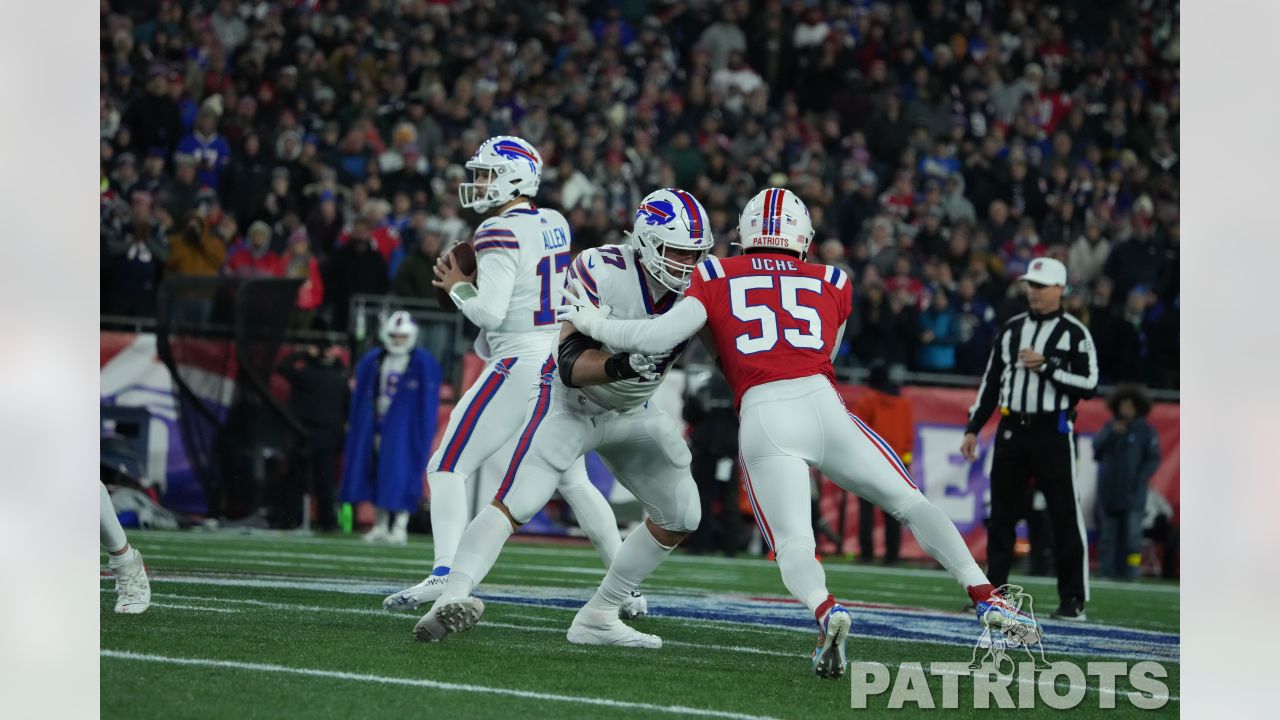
[637,199,676,226]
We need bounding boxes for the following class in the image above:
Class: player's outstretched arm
[557,280,708,354]
[557,321,658,386]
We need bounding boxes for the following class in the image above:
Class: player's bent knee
[645,517,692,547]
[881,486,926,522]
[773,534,817,559]
[489,500,526,531]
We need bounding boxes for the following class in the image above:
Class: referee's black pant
[986,413,1088,606]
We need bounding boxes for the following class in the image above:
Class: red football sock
[815,594,837,624]
[967,583,997,606]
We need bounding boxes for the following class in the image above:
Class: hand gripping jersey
[461,201,573,359]
[685,253,852,408]
[566,243,688,410]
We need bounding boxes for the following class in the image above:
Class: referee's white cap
[1019,257,1067,286]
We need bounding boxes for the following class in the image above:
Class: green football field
[101,529,1179,719]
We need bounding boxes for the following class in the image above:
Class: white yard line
[149,602,241,614]
[99,650,782,720]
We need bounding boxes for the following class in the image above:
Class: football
[434,241,477,311]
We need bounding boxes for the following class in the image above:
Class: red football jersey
[685,252,854,409]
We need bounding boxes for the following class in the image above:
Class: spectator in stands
[177,106,231,189]
[282,229,324,328]
[1068,217,1112,287]
[222,132,271,225]
[225,221,283,278]
[104,192,168,316]
[1099,285,1160,385]
[953,277,997,375]
[1093,386,1160,581]
[158,152,200,222]
[327,216,389,330]
[165,210,223,279]
[917,289,960,372]
[852,281,914,369]
[96,0,1179,388]
[122,65,181,157]
[391,215,443,300]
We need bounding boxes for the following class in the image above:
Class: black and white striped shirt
[965,309,1099,434]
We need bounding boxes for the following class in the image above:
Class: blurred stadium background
[100,0,1179,715]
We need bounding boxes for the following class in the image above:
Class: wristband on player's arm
[558,331,603,388]
[448,281,478,308]
[603,352,641,380]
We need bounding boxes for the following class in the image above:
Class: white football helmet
[457,135,543,212]
[380,310,419,356]
[631,188,714,293]
[737,187,814,256]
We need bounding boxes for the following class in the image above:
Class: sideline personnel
[960,258,1098,621]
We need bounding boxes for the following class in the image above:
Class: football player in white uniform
[383,136,642,618]
[413,189,714,649]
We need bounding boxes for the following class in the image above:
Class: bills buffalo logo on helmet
[637,199,676,226]
[492,140,539,171]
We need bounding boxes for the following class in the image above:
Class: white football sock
[392,511,410,533]
[584,525,673,613]
[775,539,830,614]
[558,481,622,567]
[897,496,988,588]
[374,507,389,531]
[428,471,468,569]
[100,482,128,554]
[434,505,513,605]
[108,547,139,569]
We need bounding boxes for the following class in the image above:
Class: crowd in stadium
[99,0,1179,388]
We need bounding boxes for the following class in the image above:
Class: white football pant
[426,355,618,569]
[738,375,988,614]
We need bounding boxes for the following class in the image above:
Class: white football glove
[627,352,660,382]
[557,278,612,337]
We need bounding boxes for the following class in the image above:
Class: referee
[960,258,1098,621]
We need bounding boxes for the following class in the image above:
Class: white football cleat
[387,525,408,547]
[362,524,389,544]
[812,604,852,679]
[618,590,648,620]
[111,550,151,615]
[413,597,484,642]
[566,606,662,649]
[383,573,450,612]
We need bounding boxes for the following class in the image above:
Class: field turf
[102,529,1178,719]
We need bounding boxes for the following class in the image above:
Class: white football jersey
[467,201,574,359]
[566,244,690,410]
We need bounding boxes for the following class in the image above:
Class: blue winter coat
[339,347,442,512]
[1093,417,1161,513]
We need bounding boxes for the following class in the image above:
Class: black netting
[157,277,305,519]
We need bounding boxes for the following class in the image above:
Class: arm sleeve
[965,326,1007,435]
[592,296,709,354]
[1045,324,1100,399]
[458,247,518,331]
